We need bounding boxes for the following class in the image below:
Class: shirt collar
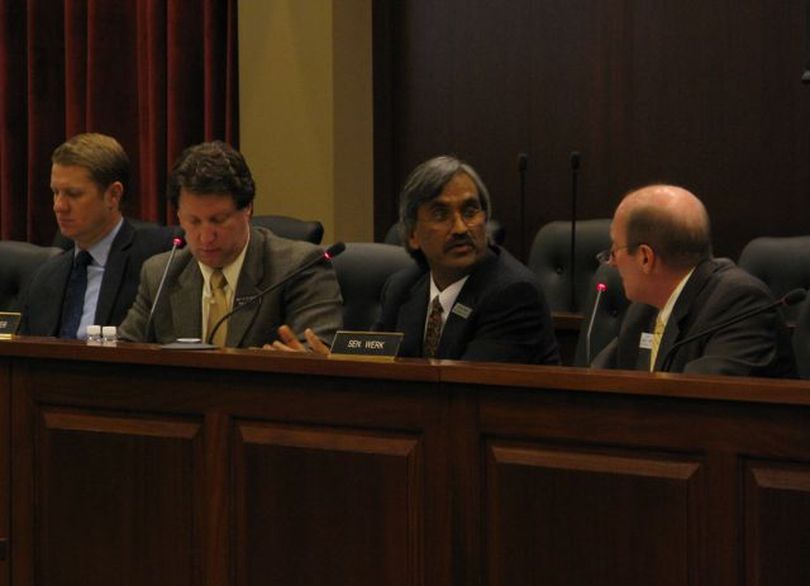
[429,274,470,314]
[198,232,251,293]
[658,267,695,327]
[78,217,124,266]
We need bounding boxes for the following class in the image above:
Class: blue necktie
[59,250,93,339]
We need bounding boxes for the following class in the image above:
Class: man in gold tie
[592,184,795,377]
[119,141,342,347]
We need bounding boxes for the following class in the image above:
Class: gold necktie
[207,270,229,347]
[649,314,665,371]
[423,296,444,358]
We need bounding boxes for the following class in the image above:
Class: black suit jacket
[20,220,174,337]
[374,246,560,364]
[592,258,797,377]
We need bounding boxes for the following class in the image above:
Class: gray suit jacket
[119,227,343,347]
[592,258,796,378]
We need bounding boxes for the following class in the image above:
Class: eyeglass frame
[595,243,644,264]
[422,201,486,229]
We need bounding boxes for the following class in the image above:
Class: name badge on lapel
[235,295,260,308]
[639,332,654,350]
[451,303,472,319]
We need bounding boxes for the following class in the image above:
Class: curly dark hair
[167,141,256,209]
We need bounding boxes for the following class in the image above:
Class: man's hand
[263,324,330,356]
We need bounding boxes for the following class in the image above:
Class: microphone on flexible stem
[145,236,186,340]
[802,1,810,84]
[205,242,346,346]
[585,282,607,365]
[658,288,807,372]
[518,153,528,256]
[570,151,581,311]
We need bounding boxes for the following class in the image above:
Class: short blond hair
[52,133,130,193]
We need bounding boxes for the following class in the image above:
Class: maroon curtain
[0,0,239,244]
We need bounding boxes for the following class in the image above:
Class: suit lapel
[654,259,715,371]
[398,275,430,357]
[169,261,204,340]
[94,221,134,325]
[43,253,74,336]
[228,236,265,347]
[435,249,498,358]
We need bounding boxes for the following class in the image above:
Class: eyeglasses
[596,243,641,264]
[425,204,485,228]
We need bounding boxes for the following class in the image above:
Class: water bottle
[86,324,102,345]
[102,326,118,346]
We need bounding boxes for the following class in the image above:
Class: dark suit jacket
[374,246,560,364]
[118,227,343,347]
[592,258,797,378]
[20,220,174,336]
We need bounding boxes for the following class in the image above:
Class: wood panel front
[744,461,810,586]
[2,339,810,585]
[485,442,702,586]
[234,421,423,585]
[0,359,9,586]
[6,345,449,586]
[34,410,203,586]
[460,372,810,586]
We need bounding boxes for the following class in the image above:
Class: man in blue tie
[20,133,173,339]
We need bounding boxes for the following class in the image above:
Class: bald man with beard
[592,184,796,378]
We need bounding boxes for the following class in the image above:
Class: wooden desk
[0,338,808,585]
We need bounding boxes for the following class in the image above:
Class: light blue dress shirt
[74,218,124,339]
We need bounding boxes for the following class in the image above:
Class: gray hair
[397,155,491,262]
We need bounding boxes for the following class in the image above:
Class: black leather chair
[0,240,64,311]
[251,215,324,245]
[738,235,810,322]
[527,219,612,313]
[792,294,810,379]
[572,263,630,366]
[383,219,507,247]
[331,242,418,331]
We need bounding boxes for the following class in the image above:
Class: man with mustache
[373,155,559,362]
[273,155,560,364]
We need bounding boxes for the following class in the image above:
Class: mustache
[444,235,475,252]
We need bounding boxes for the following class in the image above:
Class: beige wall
[238,0,373,244]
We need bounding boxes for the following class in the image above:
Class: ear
[407,229,421,252]
[105,181,123,209]
[638,244,656,274]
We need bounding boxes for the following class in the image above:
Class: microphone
[585,282,607,365]
[803,7,810,83]
[145,236,186,340]
[658,288,806,371]
[205,241,346,345]
[570,151,581,311]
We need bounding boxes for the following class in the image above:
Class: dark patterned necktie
[422,296,444,358]
[59,250,93,339]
